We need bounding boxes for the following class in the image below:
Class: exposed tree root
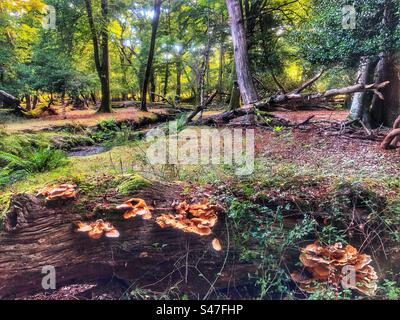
[381,115,400,149]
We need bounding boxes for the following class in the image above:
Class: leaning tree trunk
[0,183,254,299]
[225,0,258,105]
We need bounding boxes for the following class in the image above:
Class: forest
[0,0,400,301]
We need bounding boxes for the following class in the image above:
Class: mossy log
[0,183,254,299]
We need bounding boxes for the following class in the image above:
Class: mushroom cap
[76,221,92,232]
[212,238,222,251]
[119,198,153,220]
[156,199,221,236]
[39,184,77,200]
[88,225,103,239]
[293,242,378,296]
[105,229,120,238]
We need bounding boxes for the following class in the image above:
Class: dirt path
[2,107,172,133]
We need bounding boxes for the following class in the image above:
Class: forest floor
[1,107,399,300]
[0,106,172,133]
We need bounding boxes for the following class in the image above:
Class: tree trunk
[141,0,162,112]
[24,94,31,111]
[150,67,156,103]
[381,54,400,127]
[163,61,170,97]
[85,0,112,113]
[349,56,377,127]
[218,37,225,105]
[175,59,182,103]
[225,0,258,105]
[228,63,240,110]
[99,0,112,113]
[32,95,39,109]
[0,183,254,299]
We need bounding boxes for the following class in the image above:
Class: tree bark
[225,0,258,105]
[163,61,170,97]
[85,0,112,113]
[175,59,182,103]
[349,57,377,127]
[141,0,162,112]
[150,67,156,103]
[0,183,253,299]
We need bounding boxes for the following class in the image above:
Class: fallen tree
[254,80,390,111]
[0,90,20,109]
[184,69,390,127]
[0,182,254,299]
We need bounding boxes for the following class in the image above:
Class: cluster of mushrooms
[76,219,120,239]
[156,199,222,237]
[38,183,77,201]
[291,242,378,296]
[116,198,153,220]
[37,184,223,251]
[75,198,154,240]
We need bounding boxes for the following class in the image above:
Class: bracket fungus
[291,242,378,296]
[117,198,153,220]
[75,219,120,239]
[38,184,77,201]
[156,199,222,236]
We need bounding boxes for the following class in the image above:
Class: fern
[0,147,68,187]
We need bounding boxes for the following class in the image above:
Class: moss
[117,174,152,195]
[50,134,95,150]
[0,192,11,218]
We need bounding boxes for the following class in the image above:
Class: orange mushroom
[155,199,222,237]
[38,183,77,201]
[212,238,222,251]
[291,242,378,296]
[117,198,153,220]
[75,219,120,239]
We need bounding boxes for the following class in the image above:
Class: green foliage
[290,0,400,66]
[380,279,400,300]
[0,147,68,187]
[226,199,316,298]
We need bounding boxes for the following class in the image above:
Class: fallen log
[0,182,254,299]
[0,90,20,109]
[255,81,390,110]
[185,90,218,125]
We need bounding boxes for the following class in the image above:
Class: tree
[225,0,258,105]
[85,0,112,113]
[140,0,162,112]
[293,0,400,128]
